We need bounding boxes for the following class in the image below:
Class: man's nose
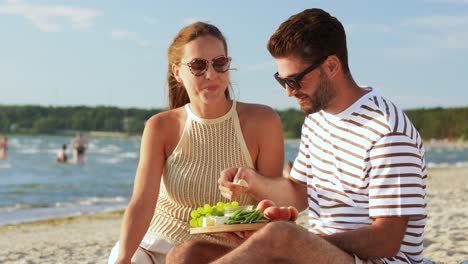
[285,85,296,97]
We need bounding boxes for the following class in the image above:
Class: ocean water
[0,135,467,226]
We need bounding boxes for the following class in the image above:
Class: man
[166,8,427,264]
[72,133,88,163]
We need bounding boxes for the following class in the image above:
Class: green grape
[212,207,219,216]
[190,210,199,219]
[191,201,250,227]
[204,204,213,214]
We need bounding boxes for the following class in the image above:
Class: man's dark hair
[267,8,350,76]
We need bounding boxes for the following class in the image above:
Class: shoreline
[1,167,467,263]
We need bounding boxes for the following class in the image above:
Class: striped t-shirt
[290,87,427,264]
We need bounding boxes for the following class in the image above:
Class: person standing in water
[0,134,7,160]
[72,133,88,163]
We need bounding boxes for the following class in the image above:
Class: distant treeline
[0,105,467,140]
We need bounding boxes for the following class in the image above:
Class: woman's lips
[205,85,218,91]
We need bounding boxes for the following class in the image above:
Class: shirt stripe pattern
[290,88,427,264]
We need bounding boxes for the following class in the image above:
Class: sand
[0,167,467,263]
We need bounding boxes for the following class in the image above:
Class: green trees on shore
[0,105,467,140]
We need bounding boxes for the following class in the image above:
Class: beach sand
[0,167,467,263]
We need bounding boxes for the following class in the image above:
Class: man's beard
[300,70,336,115]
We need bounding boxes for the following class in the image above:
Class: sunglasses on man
[274,54,332,90]
[181,55,232,76]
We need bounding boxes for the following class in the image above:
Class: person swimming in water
[56,144,68,163]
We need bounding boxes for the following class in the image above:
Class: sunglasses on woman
[181,55,232,76]
[274,55,331,90]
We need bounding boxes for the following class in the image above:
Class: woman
[109,22,284,264]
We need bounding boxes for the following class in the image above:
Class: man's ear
[325,55,341,78]
[171,63,182,82]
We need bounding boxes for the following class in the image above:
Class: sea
[1,135,467,227]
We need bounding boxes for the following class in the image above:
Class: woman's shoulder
[145,107,186,131]
[236,101,279,121]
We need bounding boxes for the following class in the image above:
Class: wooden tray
[190,223,268,234]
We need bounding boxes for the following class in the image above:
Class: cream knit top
[145,101,255,247]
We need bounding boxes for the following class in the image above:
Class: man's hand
[218,167,255,200]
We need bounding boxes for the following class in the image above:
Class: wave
[0,196,128,213]
[0,162,13,169]
[96,157,123,164]
[427,161,468,168]
[117,152,138,159]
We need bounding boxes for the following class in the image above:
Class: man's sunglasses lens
[285,79,300,90]
[275,74,301,90]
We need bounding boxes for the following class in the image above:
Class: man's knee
[166,240,200,263]
[249,221,307,252]
[166,240,230,264]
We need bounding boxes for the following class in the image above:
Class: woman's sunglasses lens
[190,59,208,74]
[213,57,230,72]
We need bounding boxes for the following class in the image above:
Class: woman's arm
[115,114,167,264]
[253,106,284,178]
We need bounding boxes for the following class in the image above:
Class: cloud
[401,15,468,30]
[183,17,205,25]
[0,0,100,32]
[110,30,138,40]
[431,0,468,4]
[345,23,394,34]
[110,29,152,48]
[387,16,468,58]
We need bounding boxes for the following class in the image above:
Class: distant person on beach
[0,134,7,160]
[72,133,88,163]
[108,22,284,264]
[56,144,68,163]
[167,8,427,264]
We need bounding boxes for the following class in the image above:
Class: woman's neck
[189,99,233,119]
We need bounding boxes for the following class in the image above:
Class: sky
[1,0,467,111]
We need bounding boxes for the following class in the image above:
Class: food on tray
[189,201,273,228]
[190,201,241,227]
[233,178,249,187]
[224,208,269,225]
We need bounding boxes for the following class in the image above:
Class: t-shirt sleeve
[290,122,311,185]
[368,133,427,219]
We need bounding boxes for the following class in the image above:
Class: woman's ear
[171,63,182,82]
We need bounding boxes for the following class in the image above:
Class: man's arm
[219,167,308,210]
[323,217,408,259]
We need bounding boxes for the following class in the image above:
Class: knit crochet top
[144,100,255,247]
